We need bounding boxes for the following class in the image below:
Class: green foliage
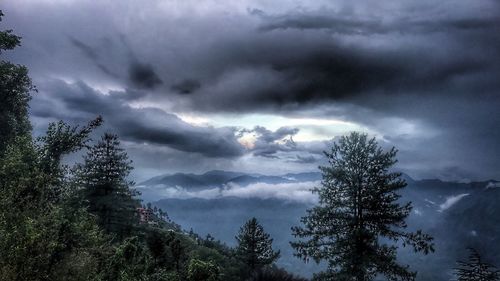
[291,132,434,281]
[0,11,34,155]
[187,259,220,281]
[454,248,500,281]
[0,19,110,275]
[0,11,21,53]
[148,269,181,281]
[37,118,104,203]
[146,229,173,267]
[0,132,108,281]
[236,217,280,275]
[104,236,152,281]
[37,117,103,170]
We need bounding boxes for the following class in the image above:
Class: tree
[105,236,152,281]
[236,218,280,274]
[77,133,140,241]
[454,248,499,281]
[0,11,109,280]
[0,10,34,155]
[146,229,175,267]
[171,237,186,275]
[291,132,434,281]
[37,117,103,203]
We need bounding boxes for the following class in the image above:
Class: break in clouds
[3,0,500,181]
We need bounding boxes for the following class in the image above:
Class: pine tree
[291,132,434,281]
[77,133,140,240]
[455,248,500,281]
[171,237,186,275]
[236,217,280,273]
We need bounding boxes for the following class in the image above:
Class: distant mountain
[137,170,322,202]
[140,171,500,280]
[139,170,247,189]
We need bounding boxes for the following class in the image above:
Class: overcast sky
[3,0,500,181]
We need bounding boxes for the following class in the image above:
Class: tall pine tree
[291,132,434,281]
[77,133,140,241]
[455,248,500,281]
[236,217,280,274]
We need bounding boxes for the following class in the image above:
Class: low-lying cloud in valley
[140,181,319,204]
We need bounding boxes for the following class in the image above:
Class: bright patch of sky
[128,101,425,144]
[179,112,371,142]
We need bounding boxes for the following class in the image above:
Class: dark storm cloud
[69,37,98,60]
[69,37,119,78]
[171,79,201,94]
[69,36,163,90]
[240,126,299,158]
[29,77,324,161]
[252,126,299,143]
[128,62,163,89]
[31,79,243,158]
[8,0,499,112]
[240,126,328,160]
[173,15,500,114]
[254,9,500,35]
[289,155,318,164]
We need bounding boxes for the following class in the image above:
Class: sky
[2,0,500,182]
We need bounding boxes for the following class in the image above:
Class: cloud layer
[3,0,500,180]
[142,181,319,204]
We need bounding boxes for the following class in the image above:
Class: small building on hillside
[137,207,154,224]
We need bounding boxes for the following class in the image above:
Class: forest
[1,10,499,281]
